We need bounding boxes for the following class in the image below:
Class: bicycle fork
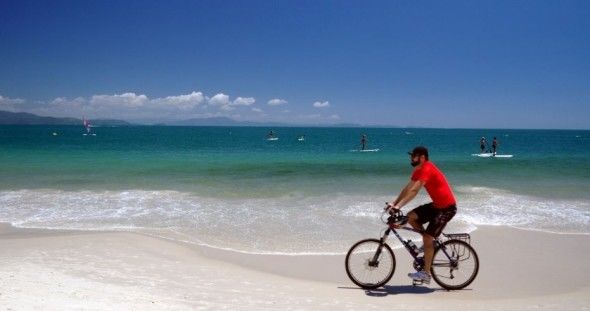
[368,229,391,267]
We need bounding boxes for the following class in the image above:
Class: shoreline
[1,222,589,309]
[3,220,589,254]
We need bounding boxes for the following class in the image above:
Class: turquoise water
[1,125,589,253]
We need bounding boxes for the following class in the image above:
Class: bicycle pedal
[412,279,423,286]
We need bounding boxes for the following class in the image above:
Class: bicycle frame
[370,223,457,270]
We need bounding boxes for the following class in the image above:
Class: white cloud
[208,93,231,107]
[268,98,288,106]
[208,94,255,111]
[313,101,330,108]
[153,91,205,110]
[28,92,207,119]
[50,96,86,108]
[0,95,25,105]
[5,91,343,125]
[233,97,255,106]
[0,95,25,111]
[90,92,148,108]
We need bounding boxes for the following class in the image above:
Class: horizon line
[1,110,588,131]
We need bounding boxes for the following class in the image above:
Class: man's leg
[422,233,435,274]
[407,211,424,232]
[422,205,456,274]
[406,204,435,283]
[409,211,435,273]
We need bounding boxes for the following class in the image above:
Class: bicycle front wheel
[431,239,479,290]
[345,239,396,289]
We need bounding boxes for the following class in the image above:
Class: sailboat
[83,117,96,136]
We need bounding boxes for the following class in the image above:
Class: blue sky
[0,0,588,128]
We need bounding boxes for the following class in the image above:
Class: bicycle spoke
[345,239,396,289]
[430,240,479,290]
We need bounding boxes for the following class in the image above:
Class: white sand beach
[1,223,589,310]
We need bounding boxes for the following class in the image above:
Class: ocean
[1,125,589,254]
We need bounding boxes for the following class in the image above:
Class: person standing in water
[492,137,498,155]
[361,134,367,151]
[267,130,275,139]
[480,137,487,153]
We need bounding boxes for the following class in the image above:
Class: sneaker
[408,271,431,284]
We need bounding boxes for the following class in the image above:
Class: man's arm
[388,179,424,210]
[391,183,410,206]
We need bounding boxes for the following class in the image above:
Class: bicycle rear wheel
[345,238,396,289]
[431,239,479,290]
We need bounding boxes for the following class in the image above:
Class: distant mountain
[171,117,244,126]
[166,117,363,128]
[0,111,80,125]
[0,110,364,128]
[0,110,131,126]
[330,123,363,128]
[169,117,298,127]
[90,119,132,126]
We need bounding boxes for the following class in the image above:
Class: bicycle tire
[431,239,479,290]
[345,238,396,289]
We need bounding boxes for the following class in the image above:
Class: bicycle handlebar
[384,202,403,216]
[381,204,407,226]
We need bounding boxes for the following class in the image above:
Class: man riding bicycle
[386,146,457,284]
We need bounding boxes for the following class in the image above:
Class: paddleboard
[351,149,380,152]
[472,153,513,158]
[267,137,279,141]
[298,138,305,141]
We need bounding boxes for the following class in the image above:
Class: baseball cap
[408,146,429,158]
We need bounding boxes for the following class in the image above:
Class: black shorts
[410,203,457,238]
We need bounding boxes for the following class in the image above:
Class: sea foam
[1,187,588,254]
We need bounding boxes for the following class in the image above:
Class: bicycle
[345,207,479,290]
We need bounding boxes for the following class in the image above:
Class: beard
[411,160,420,167]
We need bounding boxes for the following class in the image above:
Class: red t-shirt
[411,161,456,208]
